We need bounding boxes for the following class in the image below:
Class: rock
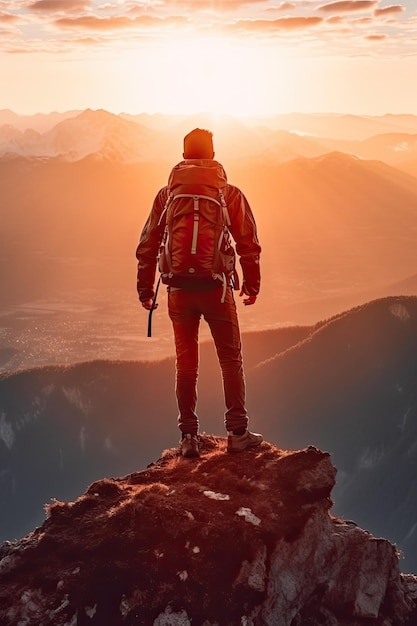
[0,436,416,625]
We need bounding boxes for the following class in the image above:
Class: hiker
[136,128,263,457]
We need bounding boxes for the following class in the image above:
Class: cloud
[158,0,266,7]
[71,36,105,45]
[325,14,344,23]
[0,0,411,61]
[29,0,91,10]
[54,14,187,31]
[264,2,297,10]
[54,15,131,30]
[270,16,323,29]
[365,33,387,40]
[317,1,377,13]
[374,4,405,17]
[352,16,373,24]
[229,15,323,32]
[0,11,20,22]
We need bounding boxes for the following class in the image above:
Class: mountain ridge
[1,296,417,574]
[1,109,417,170]
[3,108,417,137]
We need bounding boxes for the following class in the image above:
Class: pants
[168,286,248,435]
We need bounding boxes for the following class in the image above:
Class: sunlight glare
[123,36,289,118]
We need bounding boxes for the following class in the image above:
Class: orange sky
[1,0,417,117]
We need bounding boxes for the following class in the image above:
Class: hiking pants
[168,286,248,435]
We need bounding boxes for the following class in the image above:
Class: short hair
[183,128,214,159]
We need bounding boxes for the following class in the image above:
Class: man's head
[183,128,214,159]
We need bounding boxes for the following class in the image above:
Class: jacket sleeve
[135,187,167,301]
[226,185,261,296]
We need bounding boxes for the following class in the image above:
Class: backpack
[158,160,239,300]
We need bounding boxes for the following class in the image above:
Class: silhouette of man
[136,128,262,457]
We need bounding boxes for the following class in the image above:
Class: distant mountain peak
[1,437,416,625]
[314,150,361,164]
[74,108,120,123]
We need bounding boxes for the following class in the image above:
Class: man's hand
[141,299,158,311]
[239,290,257,306]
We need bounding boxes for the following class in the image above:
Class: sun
[126,35,269,118]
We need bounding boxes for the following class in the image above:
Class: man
[136,128,262,458]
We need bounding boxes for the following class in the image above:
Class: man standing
[136,128,262,458]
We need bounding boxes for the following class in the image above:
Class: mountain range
[1,109,417,174]
[1,295,416,576]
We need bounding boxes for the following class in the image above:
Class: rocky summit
[1,437,416,626]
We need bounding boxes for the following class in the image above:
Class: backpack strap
[157,192,174,276]
[218,189,231,226]
[212,272,228,303]
[157,191,174,227]
[173,193,221,207]
[174,194,221,256]
[218,189,240,290]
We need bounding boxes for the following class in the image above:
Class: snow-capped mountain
[0,109,80,132]
[0,109,153,162]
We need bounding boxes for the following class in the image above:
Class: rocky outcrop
[1,437,416,626]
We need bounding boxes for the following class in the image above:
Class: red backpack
[158,160,238,300]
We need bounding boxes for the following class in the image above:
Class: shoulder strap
[157,191,174,227]
[218,189,231,226]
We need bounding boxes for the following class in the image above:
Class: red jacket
[136,160,261,302]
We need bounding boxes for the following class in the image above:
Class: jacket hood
[168,160,228,190]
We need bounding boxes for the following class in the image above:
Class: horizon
[3,108,417,119]
[1,1,417,117]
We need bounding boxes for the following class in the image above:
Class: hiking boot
[180,433,200,458]
[227,430,263,453]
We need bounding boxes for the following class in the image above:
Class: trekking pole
[147,277,161,338]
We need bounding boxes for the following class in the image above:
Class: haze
[1,109,417,371]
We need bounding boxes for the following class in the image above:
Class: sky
[0,0,417,117]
